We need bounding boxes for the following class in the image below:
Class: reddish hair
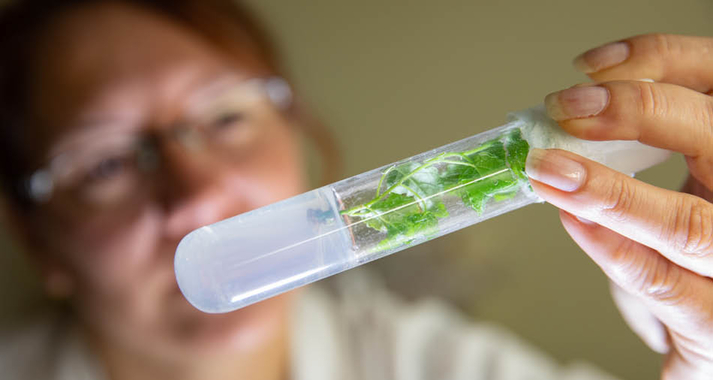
[0,0,340,209]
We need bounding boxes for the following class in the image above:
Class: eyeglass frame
[21,76,294,206]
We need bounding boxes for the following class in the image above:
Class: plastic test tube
[174,106,670,313]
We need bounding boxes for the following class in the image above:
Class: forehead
[28,2,260,159]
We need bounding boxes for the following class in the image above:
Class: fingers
[574,34,713,94]
[557,210,713,349]
[609,280,670,354]
[526,148,713,279]
[545,81,713,157]
[682,175,713,203]
[545,80,713,190]
[663,350,713,380]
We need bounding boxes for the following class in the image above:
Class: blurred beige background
[0,1,711,379]
[239,1,711,379]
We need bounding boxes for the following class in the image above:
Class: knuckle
[670,199,713,258]
[635,81,670,119]
[641,262,685,304]
[648,33,681,57]
[613,240,685,304]
[697,98,713,132]
[600,176,637,222]
[609,237,638,265]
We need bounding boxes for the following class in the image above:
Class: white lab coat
[0,270,619,380]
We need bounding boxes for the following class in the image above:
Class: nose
[158,144,247,241]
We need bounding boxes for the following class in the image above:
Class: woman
[0,0,711,379]
[0,1,321,379]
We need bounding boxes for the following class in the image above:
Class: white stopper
[511,106,671,176]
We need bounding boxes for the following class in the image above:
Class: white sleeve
[0,311,107,380]
[291,269,623,380]
[392,299,621,380]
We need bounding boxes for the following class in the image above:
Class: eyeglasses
[23,77,293,210]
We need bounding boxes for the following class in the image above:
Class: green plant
[340,129,530,250]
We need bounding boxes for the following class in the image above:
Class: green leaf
[340,127,531,252]
[362,192,420,232]
[440,161,478,189]
[458,170,518,213]
[505,129,530,180]
[469,141,506,173]
[355,191,442,250]
[493,190,517,201]
[428,201,449,218]
[383,162,446,214]
[375,208,440,251]
[442,140,519,214]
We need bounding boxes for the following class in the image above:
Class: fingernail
[526,148,586,192]
[573,41,630,73]
[562,210,597,225]
[575,215,597,225]
[545,86,609,121]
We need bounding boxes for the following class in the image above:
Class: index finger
[545,80,713,190]
[574,34,713,94]
[526,148,713,279]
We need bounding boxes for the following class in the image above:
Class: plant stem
[342,151,478,215]
[341,130,526,217]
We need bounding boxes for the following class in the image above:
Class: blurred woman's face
[24,2,305,359]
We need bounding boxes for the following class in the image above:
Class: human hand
[525,34,713,379]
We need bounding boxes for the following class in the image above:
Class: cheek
[51,204,167,295]
[49,126,304,290]
[239,127,306,207]
[31,127,308,355]
[56,206,181,339]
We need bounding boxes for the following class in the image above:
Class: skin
[12,5,713,380]
[526,34,713,379]
[16,2,305,380]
